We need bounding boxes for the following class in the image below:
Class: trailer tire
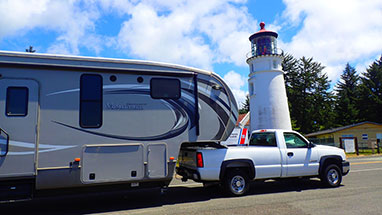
[321,164,342,187]
[224,169,249,196]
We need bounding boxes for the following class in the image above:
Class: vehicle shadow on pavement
[0,179,339,215]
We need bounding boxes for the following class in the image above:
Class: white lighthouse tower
[246,22,292,132]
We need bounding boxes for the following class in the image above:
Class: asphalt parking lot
[1,156,382,215]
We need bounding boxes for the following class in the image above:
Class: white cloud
[0,0,100,55]
[281,0,382,81]
[117,2,214,70]
[223,70,248,108]
[116,0,255,70]
[98,0,135,15]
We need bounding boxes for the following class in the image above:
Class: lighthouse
[246,22,292,132]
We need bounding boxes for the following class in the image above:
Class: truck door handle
[287,152,294,157]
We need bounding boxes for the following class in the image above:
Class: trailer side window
[150,78,180,99]
[80,74,103,128]
[6,87,28,117]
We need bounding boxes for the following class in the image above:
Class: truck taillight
[196,152,204,168]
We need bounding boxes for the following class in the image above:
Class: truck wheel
[224,169,249,196]
[321,164,342,187]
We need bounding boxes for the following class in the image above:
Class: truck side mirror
[308,142,315,148]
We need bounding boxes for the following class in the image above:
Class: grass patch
[346,148,382,157]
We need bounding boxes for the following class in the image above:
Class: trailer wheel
[224,169,249,196]
[321,164,342,187]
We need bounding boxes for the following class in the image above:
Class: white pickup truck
[176,129,350,196]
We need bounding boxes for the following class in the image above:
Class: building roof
[305,121,382,137]
[236,113,250,127]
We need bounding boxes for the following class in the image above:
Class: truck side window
[150,78,180,99]
[249,132,277,147]
[284,133,308,148]
[80,74,103,128]
[6,87,28,117]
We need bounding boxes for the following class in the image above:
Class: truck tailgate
[177,142,226,169]
[178,149,197,169]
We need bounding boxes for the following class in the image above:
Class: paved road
[1,156,382,215]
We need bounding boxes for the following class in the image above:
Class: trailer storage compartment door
[147,143,167,178]
[81,144,144,183]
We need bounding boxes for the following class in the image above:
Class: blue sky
[1,0,381,107]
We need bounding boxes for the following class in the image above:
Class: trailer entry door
[0,79,39,177]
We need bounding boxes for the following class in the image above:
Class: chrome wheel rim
[230,175,245,194]
[327,169,339,185]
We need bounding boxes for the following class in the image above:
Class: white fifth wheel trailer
[0,51,238,202]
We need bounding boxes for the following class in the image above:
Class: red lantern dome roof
[249,22,278,41]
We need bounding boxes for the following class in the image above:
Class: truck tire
[224,169,249,196]
[321,164,342,187]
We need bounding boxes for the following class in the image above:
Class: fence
[308,137,381,155]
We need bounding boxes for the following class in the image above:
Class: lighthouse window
[256,37,272,56]
[273,60,278,69]
[150,78,181,99]
[80,74,103,128]
[249,83,254,96]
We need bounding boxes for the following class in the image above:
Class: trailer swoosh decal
[46,84,148,96]
[0,140,76,155]
[52,120,189,141]
[46,89,79,96]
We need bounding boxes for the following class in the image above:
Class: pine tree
[283,55,334,134]
[312,70,336,131]
[239,94,250,114]
[282,54,300,131]
[358,56,382,123]
[334,63,360,126]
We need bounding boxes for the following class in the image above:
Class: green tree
[282,54,299,131]
[283,55,334,134]
[239,94,250,114]
[358,56,382,123]
[334,63,360,126]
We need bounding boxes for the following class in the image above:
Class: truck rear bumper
[342,161,350,176]
[176,166,201,182]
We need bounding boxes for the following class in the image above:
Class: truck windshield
[249,132,277,147]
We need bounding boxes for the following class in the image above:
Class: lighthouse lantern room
[249,22,278,56]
